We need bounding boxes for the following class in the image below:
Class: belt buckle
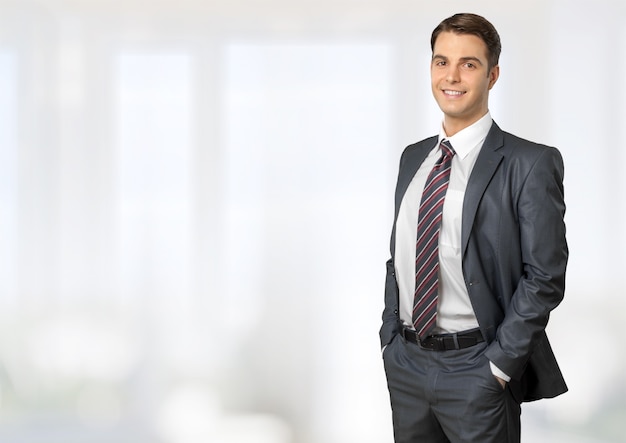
[420,335,443,351]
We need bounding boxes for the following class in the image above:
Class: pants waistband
[401,327,484,351]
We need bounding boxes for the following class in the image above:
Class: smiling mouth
[443,90,465,97]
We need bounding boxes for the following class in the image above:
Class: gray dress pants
[383,333,521,443]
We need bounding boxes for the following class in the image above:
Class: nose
[446,66,460,83]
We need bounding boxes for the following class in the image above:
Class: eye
[462,61,481,70]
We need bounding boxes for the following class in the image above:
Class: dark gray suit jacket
[380,122,568,402]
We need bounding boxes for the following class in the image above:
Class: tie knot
[440,139,456,158]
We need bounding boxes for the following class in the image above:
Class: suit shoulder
[501,131,560,155]
[404,135,438,152]
[399,135,437,163]
[499,131,565,177]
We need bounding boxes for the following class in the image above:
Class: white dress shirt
[394,112,510,381]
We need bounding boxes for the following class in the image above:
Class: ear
[488,65,500,90]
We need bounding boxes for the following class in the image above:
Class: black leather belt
[401,327,484,351]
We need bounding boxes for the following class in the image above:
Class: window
[114,53,193,309]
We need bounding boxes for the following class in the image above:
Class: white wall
[0,1,624,442]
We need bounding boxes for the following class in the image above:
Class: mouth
[442,89,466,97]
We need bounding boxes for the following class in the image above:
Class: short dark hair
[431,13,501,71]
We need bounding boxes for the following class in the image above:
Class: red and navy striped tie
[412,139,456,339]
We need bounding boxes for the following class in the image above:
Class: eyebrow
[432,55,484,66]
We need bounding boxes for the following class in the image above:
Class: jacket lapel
[394,138,436,216]
[391,136,437,256]
[461,122,505,256]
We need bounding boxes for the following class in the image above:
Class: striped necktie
[412,139,456,338]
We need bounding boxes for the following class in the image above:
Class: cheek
[429,73,436,86]
[430,68,444,83]
[430,78,439,94]
[467,78,490,96]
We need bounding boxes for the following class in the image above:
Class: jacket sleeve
[380,258,400,349]
[379,149,410,349]
[484,147,568,379]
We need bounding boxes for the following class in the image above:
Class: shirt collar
[438,112,493,159]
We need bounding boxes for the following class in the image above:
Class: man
[380,13,568,443]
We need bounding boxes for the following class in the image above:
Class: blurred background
[0,0,625,442]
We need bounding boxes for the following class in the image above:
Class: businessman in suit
[381,13,568,442]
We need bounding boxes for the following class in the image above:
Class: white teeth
[444,90,464,96]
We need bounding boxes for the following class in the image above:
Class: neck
[443,111,489,137]
[442,119,471,137]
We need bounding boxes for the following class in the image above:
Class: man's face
[430,31,499,135]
